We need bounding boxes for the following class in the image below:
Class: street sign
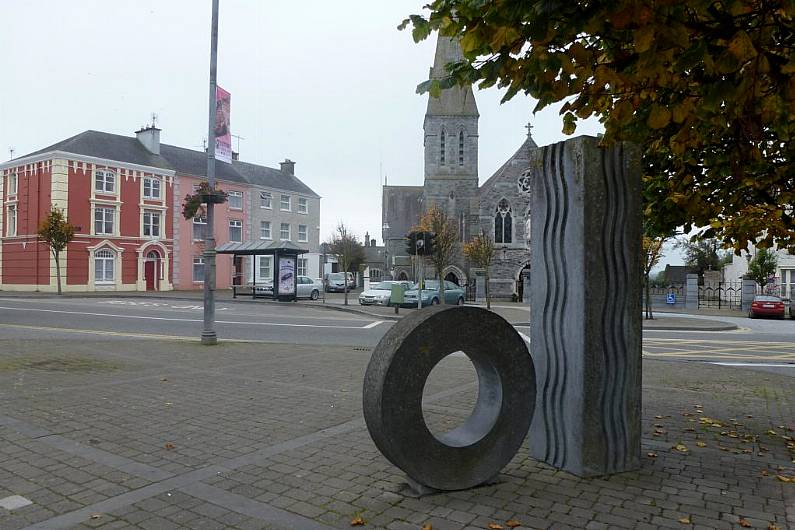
[666,293,676,304]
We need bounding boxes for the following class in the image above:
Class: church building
[382,34,537,300]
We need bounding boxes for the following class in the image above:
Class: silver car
[296,276,323,300]
[255,276,321,299]
[359,281,411,306]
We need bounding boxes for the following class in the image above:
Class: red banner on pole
[215,86,232,163]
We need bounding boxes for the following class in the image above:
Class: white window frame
[260,220,272,240]
[143,210,161,238]
[193,216,207,241]
[280,194,291,211]
[8,172,17,196]
[6,204,17,237]
[95,169,116,194]
[143,177,161,200]
[95,206,115,235]
[298,197,308,214]
[95,249,115,284]
[280,222,290,241]
[228,190,243,210]
[298,224,308,242]
[297,257,308,277]
[229,219,243,242]
[192,256,205,283]
[258,255,273,281]
[259,191,272,209]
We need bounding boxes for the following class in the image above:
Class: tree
[415,204,458,305]
[463,230,495,309]
[642,233,667,320]
[676,237,730,277]
[326,223,365,306]
[400,2,795,253]
[37,207,76,295]
[747,247,778,290]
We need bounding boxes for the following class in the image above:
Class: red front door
[145,261,156,290]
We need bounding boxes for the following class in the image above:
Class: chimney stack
[135,125,161,155]
[280,159,295,175]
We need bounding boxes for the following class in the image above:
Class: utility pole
[202,0,220,345]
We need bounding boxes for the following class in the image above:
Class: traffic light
[405,231,418,255]
[404,231,435,256]
[424,232,435,256]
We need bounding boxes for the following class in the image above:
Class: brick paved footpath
[0,335,793,530]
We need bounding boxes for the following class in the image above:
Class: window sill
[260,206,273,210]
[259,237,273,241]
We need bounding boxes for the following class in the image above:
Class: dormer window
[95,169,115,194]
[458,131,464,166]
[440,129,446,165]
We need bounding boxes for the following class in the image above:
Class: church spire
[425,35,479,117]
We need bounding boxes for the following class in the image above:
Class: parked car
[401,280,465,308]
[325,272,355,292]
[358,281,412,306]
[296,276,323,300]
[748,295,786,319]
[791,298,795,318]
[254,276,321,299]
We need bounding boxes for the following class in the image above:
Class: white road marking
[712,362,795,368]
[0,306,380,330]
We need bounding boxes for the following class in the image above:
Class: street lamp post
[201,0,220,345]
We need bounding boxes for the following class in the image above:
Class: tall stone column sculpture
[529,136,642,477]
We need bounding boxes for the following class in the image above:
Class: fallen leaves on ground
[350,516,365,526]
[164,442,175,450]
[696,441,707,448]
[488,524,504,530]
[647,452,658,458]
[506,520,521,528]
[674,443,689,453]
[421,524,432,530]
[738,518,752,527]
[768,523,781,530]
[90,514,102,520]
[678,515,691,524]
[776,475,794,483]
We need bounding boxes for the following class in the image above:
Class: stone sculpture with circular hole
[363,306,536,492]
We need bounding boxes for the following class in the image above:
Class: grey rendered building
[240,159,322,283]
[382,34,536,299]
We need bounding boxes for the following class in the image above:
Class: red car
[748,295,786,319]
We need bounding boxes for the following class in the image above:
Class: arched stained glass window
[495,199,512,244]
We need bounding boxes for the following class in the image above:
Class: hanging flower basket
[182,181,228,219]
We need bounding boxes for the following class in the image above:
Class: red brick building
[0,128,176,292]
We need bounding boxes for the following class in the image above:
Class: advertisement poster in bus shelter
[278,257,295,295]
[214,86,232,164]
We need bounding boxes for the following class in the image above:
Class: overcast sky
[1,0,682,270]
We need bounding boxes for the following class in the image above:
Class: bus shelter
[216,240,308,302]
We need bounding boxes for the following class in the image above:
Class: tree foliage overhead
[400,1,795,252]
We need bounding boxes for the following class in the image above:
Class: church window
[458,131,464,165]
[495,199,512,244]
[440,129,446,165]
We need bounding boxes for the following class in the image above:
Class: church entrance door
[444,272,460,286]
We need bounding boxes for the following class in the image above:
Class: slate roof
[16,130,319,197]
[426,36,479,117]
[479,131,538,192]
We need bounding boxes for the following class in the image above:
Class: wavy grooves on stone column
[540,143,569,468]
[598,144,630,473]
